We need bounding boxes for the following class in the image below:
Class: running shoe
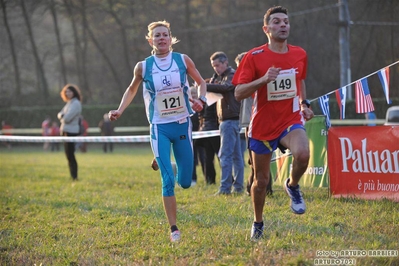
[250,223,264,241]
[284,178,306,214]
[170,230,181,242]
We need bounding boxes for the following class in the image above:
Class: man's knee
[254,174,270,190]
[294,150,310,165]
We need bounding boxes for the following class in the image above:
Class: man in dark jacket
[98,113,115,152]
[206,51,244,195]
[196,88,220,185]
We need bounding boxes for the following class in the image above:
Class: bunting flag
[311,62,397,120]
[318,95,331,128]
[355,78,375,113]
[335,87,347,120]
[377,67,391,104]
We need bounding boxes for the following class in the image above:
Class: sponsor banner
[272,116,329,187]
[328,126,399,201]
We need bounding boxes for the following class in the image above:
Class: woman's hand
[57,112,64,120]
[189,98,204,113]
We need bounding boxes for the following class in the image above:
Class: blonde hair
[145,20,180,55]
[235,52,247,66]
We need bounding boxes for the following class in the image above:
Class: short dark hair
[210,51,228,64]
[264,6,288,25]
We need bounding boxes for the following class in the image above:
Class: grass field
[1,143,398,265]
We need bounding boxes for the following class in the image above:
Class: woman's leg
[63,132,78,179]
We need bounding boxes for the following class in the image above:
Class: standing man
[207,51,244,195]
[196,81,220,185]
[98,113,115,153]
[233,6,314,241]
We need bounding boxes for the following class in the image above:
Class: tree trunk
[107,0,132,78]
[63,0,84,92]
[1,0,22,97]
[20,0,49,100]
[49,0,67,85]
[86,25,124,94]
[79,0,91,100]
[184,0,193,57]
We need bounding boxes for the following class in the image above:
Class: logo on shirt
[171,67,180,73]
[161,75,172,87]
[251,49,264,55]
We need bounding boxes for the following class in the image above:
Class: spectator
[196,78,220,185]
[50,121,60,152]
[98,113,115,153]
[1,120,13,149]
[236,52,249,163]
[41,115,51,151]
[57,84,82,181]
[190,86,205,186]
[76,115,89,153]
[206,51,244,195]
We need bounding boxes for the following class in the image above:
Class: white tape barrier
[0,118,386,143]
[0,130,224,143]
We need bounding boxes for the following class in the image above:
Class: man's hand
[262,67,281,84]
[302,107,314,121]
[108,110,121,121]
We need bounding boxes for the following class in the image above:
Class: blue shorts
[249,124,305,154]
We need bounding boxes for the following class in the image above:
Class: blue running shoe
[284,178,306,214]
[250,223,264,241]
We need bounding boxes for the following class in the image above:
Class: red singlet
[232,44,307,140]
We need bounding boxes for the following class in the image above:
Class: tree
[49,0,67,85]
[1,0,22,97]
[19,0,50,100]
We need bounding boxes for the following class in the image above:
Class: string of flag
[314,60,398,128]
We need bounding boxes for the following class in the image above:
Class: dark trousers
[62,132,78,179]
[192,142,205,182]
[197,136,220,184]
[103,143,113,153]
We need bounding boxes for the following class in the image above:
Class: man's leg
[280,128,309,214]
[203,138,217,184]
[245,127,254,195]
[218,121,235,194]
[232,120,244,193]
[250,151,272,240]
[251,152,272,222]
[280,128,310,186]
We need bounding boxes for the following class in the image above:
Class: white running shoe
[170,230,181,242]
[284,178,306,214]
